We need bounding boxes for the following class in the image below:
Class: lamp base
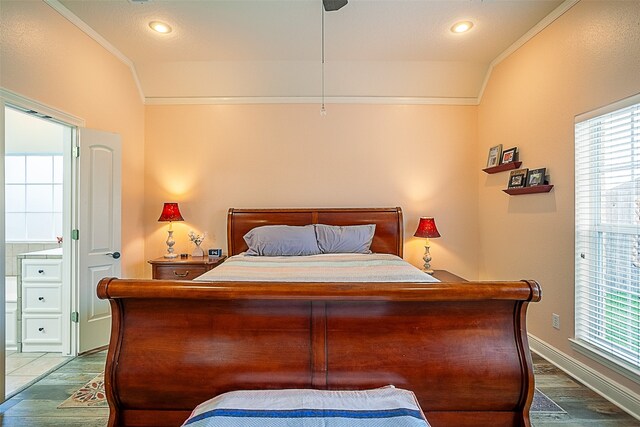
[164,229,177,259]
[422,243,434,275]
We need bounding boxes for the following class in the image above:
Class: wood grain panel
[113,299,312,410]
[227,207,403,256]
[325,300,524,410]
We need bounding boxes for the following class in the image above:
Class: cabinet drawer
[153,265,209,280]
[22,315,62,344]
[23,285,62,312]
[22,260,62,282]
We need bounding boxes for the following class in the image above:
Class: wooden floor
[531,353,639,426]
[0,351,637,426]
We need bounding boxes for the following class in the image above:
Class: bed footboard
[97,279,541,427]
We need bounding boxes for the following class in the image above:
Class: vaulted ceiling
[54,0,572,104]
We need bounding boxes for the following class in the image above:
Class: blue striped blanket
[193,253,439,283]
[182,387,431,427]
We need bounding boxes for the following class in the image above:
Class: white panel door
[78,128,121,353]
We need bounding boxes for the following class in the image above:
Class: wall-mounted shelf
[482,161,522,174]
[503,185,554,196]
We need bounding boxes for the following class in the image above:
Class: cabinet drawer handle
[173,271,189,277]
[38,269,45,274]
[38,296,45,301]
[38,327,45,332]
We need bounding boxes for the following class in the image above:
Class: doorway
[1,90,120,402]
[4,106,74,397]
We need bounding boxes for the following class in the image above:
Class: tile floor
[5,352,72,398]
[0,351,107,426]
[0,351,638,426]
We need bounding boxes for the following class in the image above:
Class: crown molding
[44,0,146,104]
[144,96,479,106]
[477,0,580,103]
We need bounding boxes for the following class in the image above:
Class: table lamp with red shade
[413,217,440,274]
[158,202,184,258]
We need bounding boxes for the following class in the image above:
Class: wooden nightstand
[148,256,227,280]
[431,270,466,282]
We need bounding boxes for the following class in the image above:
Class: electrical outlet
[552,313,560,330]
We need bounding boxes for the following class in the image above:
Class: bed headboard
[227,207,404,257]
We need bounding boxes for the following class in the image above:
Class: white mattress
[194,253,440,283]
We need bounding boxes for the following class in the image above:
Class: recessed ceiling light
[451,21,474,34]
[149,21,172,34]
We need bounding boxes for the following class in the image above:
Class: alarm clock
[208,248,223,257]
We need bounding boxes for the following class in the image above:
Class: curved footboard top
[98,278,541,427]
[97,278,541,302]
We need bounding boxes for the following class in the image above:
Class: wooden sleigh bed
[97,207,541,427]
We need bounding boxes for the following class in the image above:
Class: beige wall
[478,0,640,391]
[144,103,479,278]
[0,1,146,277]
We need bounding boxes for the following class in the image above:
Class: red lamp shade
[414,217,440,239]
[158,202,184,222]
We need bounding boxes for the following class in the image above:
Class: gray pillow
[244,225,321,256]
[315,224,376,254]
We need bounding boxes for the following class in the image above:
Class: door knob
[106,251,121,259]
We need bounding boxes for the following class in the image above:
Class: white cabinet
[20,258,63,352]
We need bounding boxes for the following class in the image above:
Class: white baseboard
[529,334,640,421]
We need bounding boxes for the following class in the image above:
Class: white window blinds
[575,94,640,371]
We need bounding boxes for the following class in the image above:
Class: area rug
[58,372,107,408]
[531,388,566,413]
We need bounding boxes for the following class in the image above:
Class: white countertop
[19,247,63,256]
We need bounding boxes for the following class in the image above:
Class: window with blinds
[575,94,640,373]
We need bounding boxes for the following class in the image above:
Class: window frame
[5,153,63,242]
[574,93,640,381]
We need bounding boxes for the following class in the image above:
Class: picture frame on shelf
[527,168,546,187]
[500,147,518,164]
[486,144,503,168]
[508,168,528,188]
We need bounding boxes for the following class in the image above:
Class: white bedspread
[182,387,431,427]
[193,253,439,283]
